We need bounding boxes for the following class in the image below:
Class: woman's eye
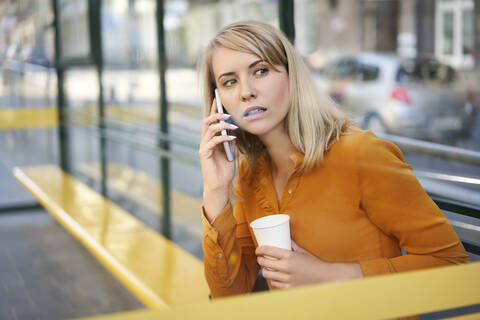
[223,79,236,87]
[254,67,268,76]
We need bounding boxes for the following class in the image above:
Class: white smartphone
[214,89,234,162]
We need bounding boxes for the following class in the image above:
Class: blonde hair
[199,20,349,173]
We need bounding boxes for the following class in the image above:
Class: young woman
[198,21,468,298]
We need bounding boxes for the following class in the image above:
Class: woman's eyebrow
[217,60,265,82]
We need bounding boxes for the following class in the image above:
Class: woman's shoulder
[330,127,376,153]
[331,127,405,163]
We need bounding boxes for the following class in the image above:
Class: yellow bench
[13,165,210,309]
[78,163,203,237]
[78,262,480,320]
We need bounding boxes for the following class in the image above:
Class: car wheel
[363,114,388,134]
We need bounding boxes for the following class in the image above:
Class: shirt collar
[289,151,305,170]
[256,150,305,173]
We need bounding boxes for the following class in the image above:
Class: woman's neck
[260,129,297,177]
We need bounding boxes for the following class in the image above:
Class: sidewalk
[0,210,143,320]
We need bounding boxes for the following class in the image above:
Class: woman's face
[211,46,289,138]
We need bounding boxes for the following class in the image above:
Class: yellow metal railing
[78,262,480,320]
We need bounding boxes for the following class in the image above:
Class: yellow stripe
[73,105,159,124]
[0,107,57,129]
[77,262,480,320]
[0,104,170,130]
[0,105,156,130]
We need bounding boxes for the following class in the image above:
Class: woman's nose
[240,79,257,101]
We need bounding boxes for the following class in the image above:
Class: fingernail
[222,114,231,118]
[228,135,237,140]
[229,124,238,129]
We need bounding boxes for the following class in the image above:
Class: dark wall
[377,0,399,52]
[416,0,435,56]
[360,0,399,52]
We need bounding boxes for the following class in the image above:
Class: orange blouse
[201,129,469,298]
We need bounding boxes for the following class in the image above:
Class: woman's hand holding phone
[199,94,238,222]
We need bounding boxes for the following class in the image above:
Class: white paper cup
[250,214,291,250]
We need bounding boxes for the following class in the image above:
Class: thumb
[291,240,307,253]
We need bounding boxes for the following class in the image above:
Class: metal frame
[378,133,480,166]
[156,0,172,239]
[279,0,295,43]
[88,0,108,197]
[0,203,43,214]
[52,0,71,173]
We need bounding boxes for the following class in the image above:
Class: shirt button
[217,253,223,258]
[288,189,292,194]
[211,227,216,232]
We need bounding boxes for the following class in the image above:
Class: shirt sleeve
[201,169,260,298]
[356,132,469,277]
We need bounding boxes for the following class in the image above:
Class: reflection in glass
[101,0,159,127]
[161,0,280,248]
[0,0,59,207]
[59,0,90,60]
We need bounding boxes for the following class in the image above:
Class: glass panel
[162,0,279,247]
[99,0,169,243]
[65,67,102,189]
[102,0,159,128]
[294,0,480,215]
[59,0,91,60]
[0,1,58,206]
[442,11,454,55]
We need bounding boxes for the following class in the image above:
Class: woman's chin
[242,126,270,137]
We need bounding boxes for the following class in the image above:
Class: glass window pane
[164,0,280,246]
[59,0,91,60]
[0,0,58,206]
[292,1,480,262]
[442,11,454,55]
[462,9,474,56]
[102,0,159,128]
[65,67,101,186]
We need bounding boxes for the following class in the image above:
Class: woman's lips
[243,106,267,120]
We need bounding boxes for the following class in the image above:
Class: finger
[201,113,232,136]
[209,97,217,116]
[201,99,217,137]
[203,135,237,156]
[261,268,290,283]
[257,256,288,273]
[291,240,302,252]
[270,280,290,289]
[256,245,288,259]
[204,122,238,142]
[291,240,311,255]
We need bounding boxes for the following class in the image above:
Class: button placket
[280,174,302,211]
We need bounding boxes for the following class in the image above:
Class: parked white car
[313,53,477,140]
